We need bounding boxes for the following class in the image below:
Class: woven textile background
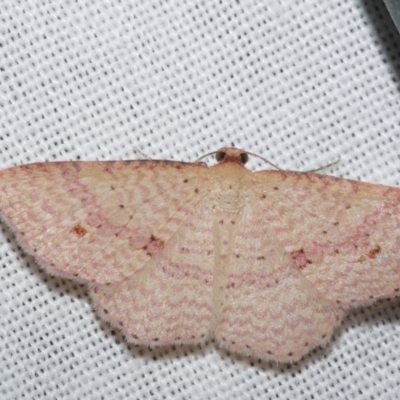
[1,1,400,399]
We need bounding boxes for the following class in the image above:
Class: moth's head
[215,147,249,166]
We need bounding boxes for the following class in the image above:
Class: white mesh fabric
[1,1,400,398]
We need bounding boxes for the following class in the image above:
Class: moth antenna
[246,151,341,172]
[305,157,341,173]
[133,146,153,160]
[244,150,283,170]
[195,150,219,162]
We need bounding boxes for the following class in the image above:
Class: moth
[0,147,399,362]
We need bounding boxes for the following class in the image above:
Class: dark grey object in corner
[384,0,400,32]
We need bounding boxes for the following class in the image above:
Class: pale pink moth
[0,147,399,362]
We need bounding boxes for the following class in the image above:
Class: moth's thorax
[210,162,252,212]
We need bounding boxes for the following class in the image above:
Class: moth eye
[240,153,249,164]
[216,151,226,162]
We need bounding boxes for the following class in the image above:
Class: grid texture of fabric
[1,1,400,398]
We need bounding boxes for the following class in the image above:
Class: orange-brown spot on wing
[71,223,88,237]
[358,245,382,262]
[367,245,381,259]
[142,234,165,257]
[290,248,312,270]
